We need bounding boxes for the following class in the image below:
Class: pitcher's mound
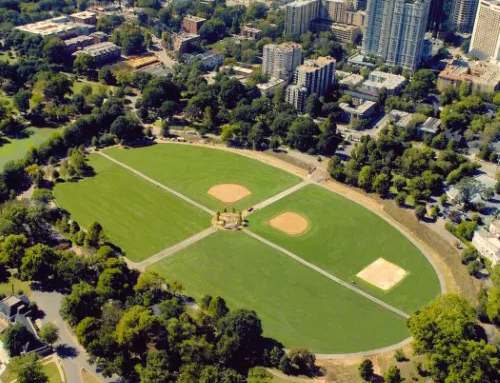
[208,184,251,204]
[357,258,407,290]
[268,211,309,236]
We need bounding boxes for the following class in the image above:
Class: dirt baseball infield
[356,258,408,290]
[268,211,309,236]
[208,184,251,204]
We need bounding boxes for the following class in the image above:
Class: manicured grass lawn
[104,144,301,211]
[54,154,210,262]
[248,185,441,313]
[43,361,63,383]
[0,126,62,169]
[1,361,62,383]
[0,276,32,297]
[151,231,409,353]
[72,80,113,95]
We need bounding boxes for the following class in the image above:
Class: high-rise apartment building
[284,0,364,35]
[262,43,303,81]
[285,0,321,35]
[286,56,336,111]
[469,0,500,62]
[451,0,479,32]
[362,0,430,70]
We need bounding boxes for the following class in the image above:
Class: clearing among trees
[357,258,408,290]
[268,211,309,236]
[208,184,251,204]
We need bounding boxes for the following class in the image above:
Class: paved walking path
[248,181,309,213]
[132,226,217,270]
[243,229,410,319]
[97,151,216,216]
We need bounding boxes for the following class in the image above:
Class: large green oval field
[54,143,442,353]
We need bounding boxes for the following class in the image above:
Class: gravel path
[249,181,310,213]
[97,151,216,216]
[131,226,217,270]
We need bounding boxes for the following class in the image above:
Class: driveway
[31,291,120,383]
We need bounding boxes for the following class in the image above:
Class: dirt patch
[208,184,251,204]
[268,211,309,236]
[357,258,408,290]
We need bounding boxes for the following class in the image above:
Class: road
[31,291,119,383]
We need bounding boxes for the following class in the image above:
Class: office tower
[451,0,480,32]
[262,43,303,81]
[362,0,431,70]
[286,56,336,111]
[427,0,447,35]
[469,0,500,62]
[285,0,321,35]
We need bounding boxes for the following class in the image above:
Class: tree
[60,282,101,326]
[373,173,391,197]
[357,166,374,191]
[97,267,130,300]
[208,296,229,319]
[492,265,500,288]
[384,366,402,383]
[73,54,95,77]
[110,116,144,143]
[4,323,34,356]
[247,367,273,383]
[395,192,407,207]
[317,117,341,156]
[139,350,173,383]
[43,36,66,65]
[358,359,374,381]
[456,177,483,208]
[13,89,32,112]
[0,234,28,268]
[415,205,426,220]
[116,305,157,353]
[20,244,57,281]
[287,117,320,153]
[486,288,500,324]
[44,74,72,103]
[84,221,105,248]
[39,323,59,346]
[279,348,316,377]
[17,356,48,383]
[112,24,146,55]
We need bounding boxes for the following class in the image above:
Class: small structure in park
[214,210,244,230]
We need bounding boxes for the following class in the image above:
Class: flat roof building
[437,60,500,93]
[417,116,441,138]
[340,100,377,120]
[182,15,206,34]
[469,0,500,63]
[286,56,336,111]
[257,77,286,96]
[73,41,121,64]
[362,70,407,95]
[263,42,303,82]
[70,11,97,25]
[16,16,95,39]
[64,35,94,53]
[173,32,200,54]
[339,72,364,88]
[240,25,262,40]
[472,228,500,265]
[330,23,361,44]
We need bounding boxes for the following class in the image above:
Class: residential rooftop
[362,70,407,91]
